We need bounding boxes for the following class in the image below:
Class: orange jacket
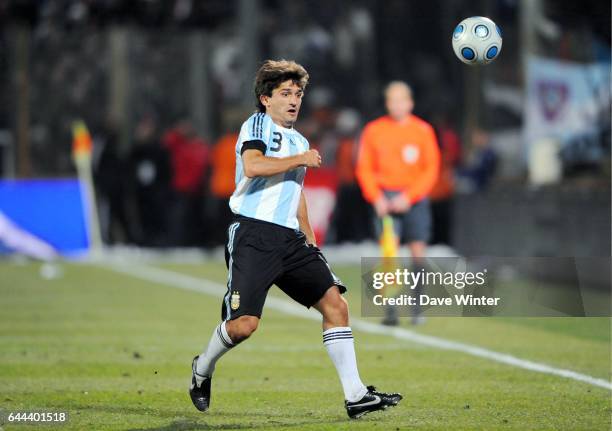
[356,115,440,204]
[210,132,238,198]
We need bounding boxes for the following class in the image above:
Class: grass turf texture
[0,261,610,430]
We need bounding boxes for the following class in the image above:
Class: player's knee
[229,315,259,342]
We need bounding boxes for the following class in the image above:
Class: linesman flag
[380,215,399,258]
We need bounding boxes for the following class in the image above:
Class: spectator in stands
[93,121,132,244]
[330,109,373,243]
[430,112,462,245]
[162,119,209,246]
[457,128,497,193]
[126,114,172,247]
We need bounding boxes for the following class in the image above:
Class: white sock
[195,321,234,385]
[323,327,368,402]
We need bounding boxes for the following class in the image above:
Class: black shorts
[221,215,347,321]
[374,192,432,243]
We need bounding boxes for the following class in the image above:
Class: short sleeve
[237,113,271,155]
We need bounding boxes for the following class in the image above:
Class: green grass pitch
[0,261,610,430]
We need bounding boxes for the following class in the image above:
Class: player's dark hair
[254,60,309,112]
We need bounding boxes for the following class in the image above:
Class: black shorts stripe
[223,222,240,320]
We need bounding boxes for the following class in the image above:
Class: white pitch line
[104,263,612,391]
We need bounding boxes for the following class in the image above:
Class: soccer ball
[452,16,502,65]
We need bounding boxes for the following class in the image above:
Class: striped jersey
[229,112,309,229]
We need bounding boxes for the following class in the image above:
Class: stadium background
[0,1,611,430]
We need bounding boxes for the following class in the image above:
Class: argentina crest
[230,291,240,310]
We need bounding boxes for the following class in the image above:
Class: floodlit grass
[1,261,610,430]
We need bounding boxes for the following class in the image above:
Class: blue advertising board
[0,179,90,256]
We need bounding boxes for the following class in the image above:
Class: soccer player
[189,60,402,419]
[356,81,440,326]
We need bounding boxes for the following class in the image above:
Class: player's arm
[242,148,321,178]
[296,190,316,246]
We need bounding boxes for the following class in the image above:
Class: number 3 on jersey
[271,132,282,152]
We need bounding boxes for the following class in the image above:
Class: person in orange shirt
[208,130,238,246]
[356,81,440,325]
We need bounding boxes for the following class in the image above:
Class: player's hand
[301,150,321,168]
[374,196,390,217]
[389,194,411,213]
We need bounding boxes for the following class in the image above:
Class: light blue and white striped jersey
[229,112,309,229]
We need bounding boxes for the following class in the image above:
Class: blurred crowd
[2,0,522,177]
[92,103,499,248]
[94,114,232,248]
[0,0,608,251]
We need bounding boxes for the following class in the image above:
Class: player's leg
[277,241,402,418]
[191,219,281,412]
[313,285,348,329]
[195,315,259,380]
[312,281,402,419]
[191,314,262,412]
[312,286,369,402]
[277,247,368,404]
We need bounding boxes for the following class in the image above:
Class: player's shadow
[126,417,350,431]
[126,419,255,430]
[78,404,350,430]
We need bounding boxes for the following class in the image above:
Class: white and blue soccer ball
[452,16,502,65]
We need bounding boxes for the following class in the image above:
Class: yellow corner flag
[379,215,400,301]
[71,120,102,256]
[72,120,93,163]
